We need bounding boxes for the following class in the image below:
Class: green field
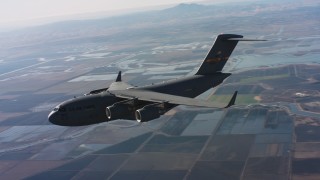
[239,74,289,84]
[209,94,259,104]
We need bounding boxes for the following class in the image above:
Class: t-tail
[196,34,265,75]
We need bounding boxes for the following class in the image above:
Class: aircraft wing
[108,89,237,108]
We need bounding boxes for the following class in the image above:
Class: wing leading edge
[109,89,237,109]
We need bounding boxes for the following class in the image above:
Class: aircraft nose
[48,111,61,125]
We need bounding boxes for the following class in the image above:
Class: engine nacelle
[106,99,137,120]
[135,104,164,123]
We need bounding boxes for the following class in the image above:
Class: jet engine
[106,99,137,120]
[135,103,166,122]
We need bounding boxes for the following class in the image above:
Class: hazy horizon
[0,0,254,31]
[0,0,200,30]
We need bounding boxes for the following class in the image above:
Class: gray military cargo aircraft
[48,34,263,126]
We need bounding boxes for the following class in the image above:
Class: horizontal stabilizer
[227,38,267,41]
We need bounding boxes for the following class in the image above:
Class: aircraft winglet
[116,71,122,82]
[225,91,238,108]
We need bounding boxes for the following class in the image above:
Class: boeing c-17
[48,34,264,126]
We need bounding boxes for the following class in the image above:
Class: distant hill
[162,3,208,13]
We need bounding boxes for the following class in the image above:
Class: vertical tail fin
[196,34,243,75]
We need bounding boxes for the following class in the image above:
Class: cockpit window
[59,107,66,112]
[53,107,66,112]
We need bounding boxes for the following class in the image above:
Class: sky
[0,0,204,24]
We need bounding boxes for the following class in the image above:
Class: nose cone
[48,111,62,125]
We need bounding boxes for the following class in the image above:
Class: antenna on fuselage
[116,71,121,82]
